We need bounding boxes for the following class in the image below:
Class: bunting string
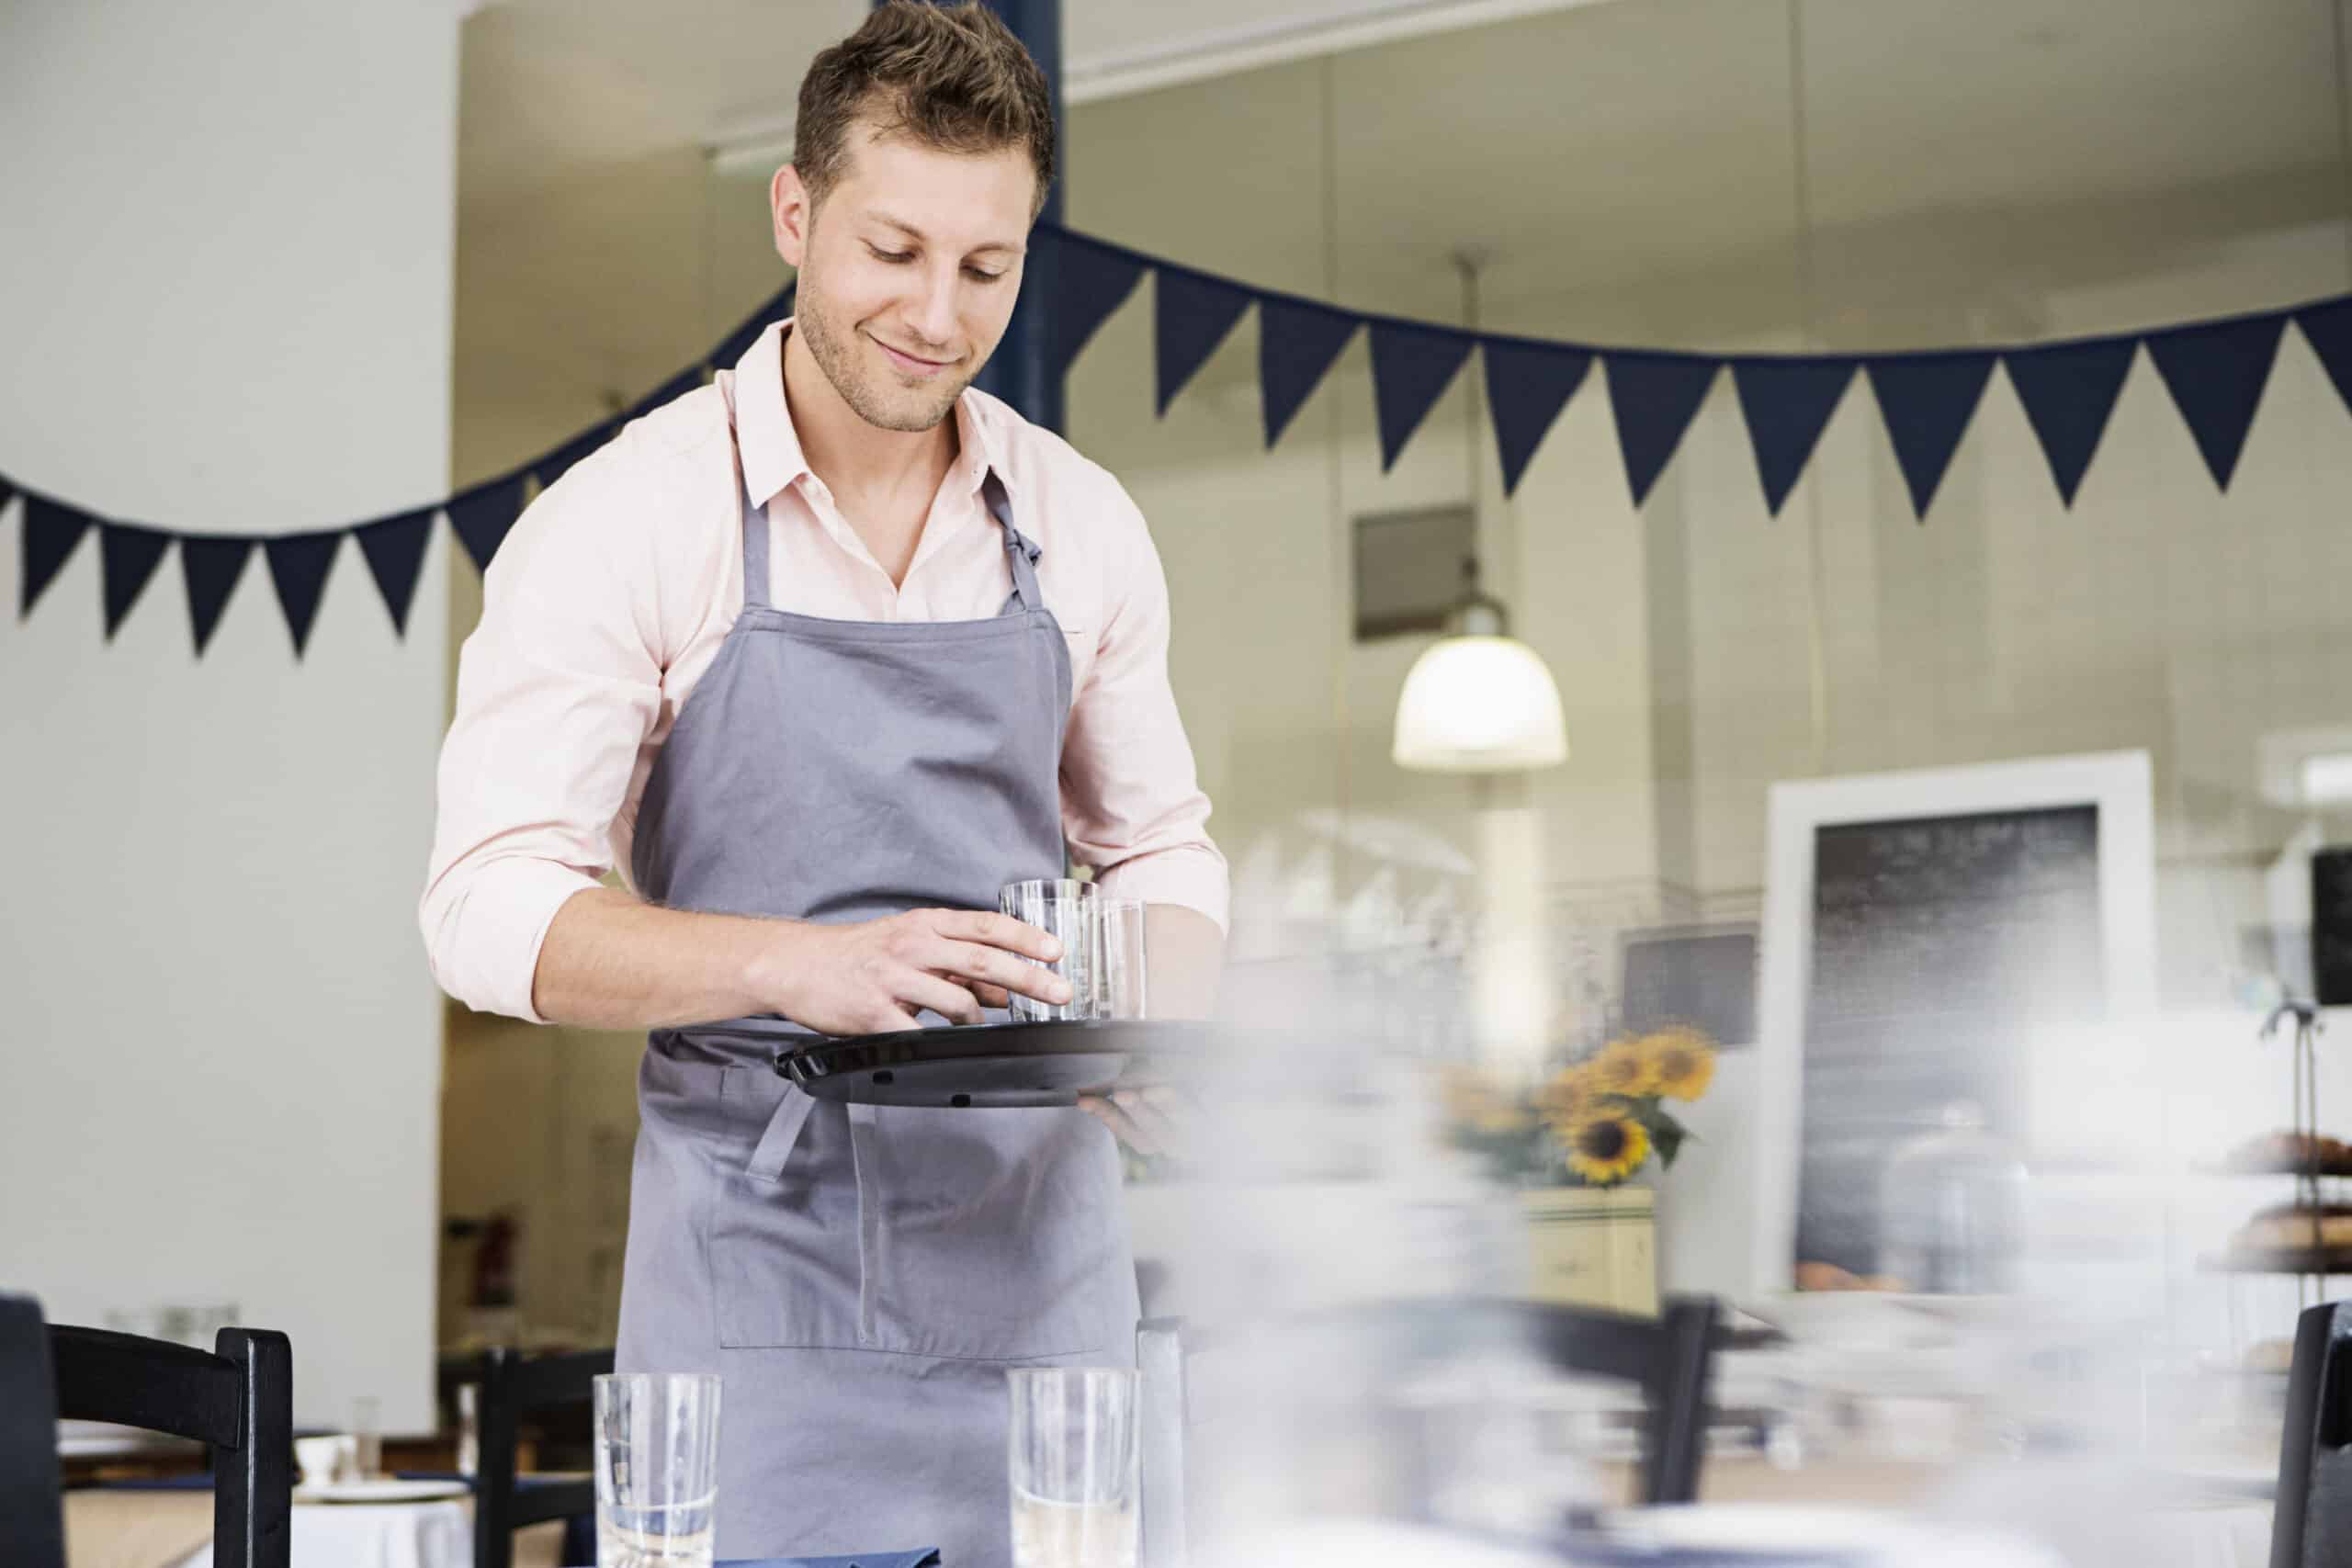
[8,223,2350,655]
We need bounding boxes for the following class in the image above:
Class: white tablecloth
[168,1497,470,1568]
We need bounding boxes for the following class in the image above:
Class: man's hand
[1080,1087,1198,1158]
[767,908,1072,1035]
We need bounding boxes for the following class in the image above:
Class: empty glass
[349,1394,380,1481]
[594,1372,720,1568]
[1001,879,1095,1023]
[1006,1367,1140,1568]
[1092,899,1148,1021]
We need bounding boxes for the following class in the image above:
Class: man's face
[775,118,1035,433]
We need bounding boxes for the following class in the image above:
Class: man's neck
[780,323,959,520]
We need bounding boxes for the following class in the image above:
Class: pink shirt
[420,321,1227,1023]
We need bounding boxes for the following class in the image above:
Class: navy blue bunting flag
[0,471,16,513]
[1868,352,1997,521]
[1041,230,1146,382]
[1153,265,1253,416]
[20,491,94,619]
[179,535,253,657]
[1483,337,1591,498]
[2298,299,2352,422]
[99,523,172,640]
[2145,310,2287,491]
[353,507,435,637]
[2002,336,2136,507]
[447,476,524,574]
[265,531,341,659]
[1258,296,1360,449]
[1368,320,1474,473]
[1732,357,1857,516]
[1605,351,1720,508]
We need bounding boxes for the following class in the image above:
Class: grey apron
[613,406,1137,1567]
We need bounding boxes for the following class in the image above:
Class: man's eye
[871,247,914,264]
[966,268,1005,284]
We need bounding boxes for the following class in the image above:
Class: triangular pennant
[1154,265,1253,415]
[99,523,172,640]
[629,367,707,421]
[1731,356,1858,515]
[0,472,15,513]
[1604,351,1721,507]
[354,507,435,637]
[1259,296,1360,449]
[2297,298,2352,421]
[180,535,254,657]
[1043,230,1146,379]
[1368,320,1475,472]
[2144,310,2287,491]
[2002,336,2135,507]
[1483,337,1592,497]
[19,492,95,619]
[265,531,341,659]
[1866,351,1997,521]
[532,421,616,492]
[447,475,523,573]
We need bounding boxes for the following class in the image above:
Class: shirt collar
[731,318,1017,511]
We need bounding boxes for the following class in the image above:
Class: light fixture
[1391,249,1568,774]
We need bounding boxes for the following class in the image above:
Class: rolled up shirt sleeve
[1059,473,1229,931]
[418,441,671,1022]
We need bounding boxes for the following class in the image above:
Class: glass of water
[1007,1367,1140,1568]
[594,1372,720,1568]
[1001,879,1095,1023]
[1091,899,1148,1021]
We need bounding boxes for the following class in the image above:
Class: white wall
[0,1,460,1430]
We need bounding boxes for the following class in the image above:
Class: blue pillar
[890,0,1064,433]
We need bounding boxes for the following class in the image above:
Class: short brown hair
[795,1,1057,219]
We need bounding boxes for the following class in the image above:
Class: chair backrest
[0,1293,69,1568]
[35,1300,295,1568]
[1136,1294,1717,1565]
[2275,1300,2352,1568]
[472,1346,614,1568]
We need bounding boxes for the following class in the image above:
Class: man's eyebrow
[867,212,1021,257]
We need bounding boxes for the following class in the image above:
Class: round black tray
[773,1019,1219,1108]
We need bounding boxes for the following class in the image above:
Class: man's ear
[772,164,812,268]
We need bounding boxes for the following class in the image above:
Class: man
[419,5,1227,1562]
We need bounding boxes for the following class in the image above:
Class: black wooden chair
[0,1290,293,1568]
[1136,1295,1716,1567]
[2275,1299,2352,1568]
[1,1293,70,1568]
[471,1346,614,1568]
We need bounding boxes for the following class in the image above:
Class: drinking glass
[1091,899,1148,1021]
[349,1395,380,1481]
[1006,1367,1140,1568]
[594,1372,721,1568]
[1000,879,1094,1023]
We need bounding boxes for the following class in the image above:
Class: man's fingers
[933,908,1065,964]
[1078,1094,1160,1156]
[896,966,986,1027]
[933,938,1070,1007]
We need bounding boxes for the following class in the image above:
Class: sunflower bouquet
[1440,1025,1718,1189]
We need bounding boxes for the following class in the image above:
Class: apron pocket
[710,1076,871,1351]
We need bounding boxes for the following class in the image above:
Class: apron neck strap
[739,462,774,612]
[983,472,1045,612]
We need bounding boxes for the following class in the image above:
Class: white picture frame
[1749,750,2157,1296]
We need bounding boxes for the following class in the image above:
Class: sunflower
[1584,1038,1661,1099]
[1563,1109,1652,1186]
[1637,1026,1717,1102]
[1534,1065,1597,1128]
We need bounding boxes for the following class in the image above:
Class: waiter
[418,4,1227,1562]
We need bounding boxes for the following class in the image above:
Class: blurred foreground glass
[1092,898,1148,1020]
[350,1394,380,1480]
[594,1372,720,1568]
[1001,879,1094,1023]
[1006,1367,1139,1568]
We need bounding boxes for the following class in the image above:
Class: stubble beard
[796,275,967,434]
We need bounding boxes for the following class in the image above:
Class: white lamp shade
[1391,634,1568,773]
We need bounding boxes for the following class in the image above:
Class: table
[63,1487,571,1568]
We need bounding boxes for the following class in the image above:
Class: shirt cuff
[1092,845,1230,934]
[424,858,602,1024]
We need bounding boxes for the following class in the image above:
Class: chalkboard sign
[2313,847,2352,1007]
[1621,926,1758,1046]
[1794,805,2104,1278]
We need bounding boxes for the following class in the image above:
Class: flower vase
[1519,1184,1658,1316]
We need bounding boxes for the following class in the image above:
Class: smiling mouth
[869,333,955,374]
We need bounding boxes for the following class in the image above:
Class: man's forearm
[532,886,789,1031]
[1145,904,1225,1020]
